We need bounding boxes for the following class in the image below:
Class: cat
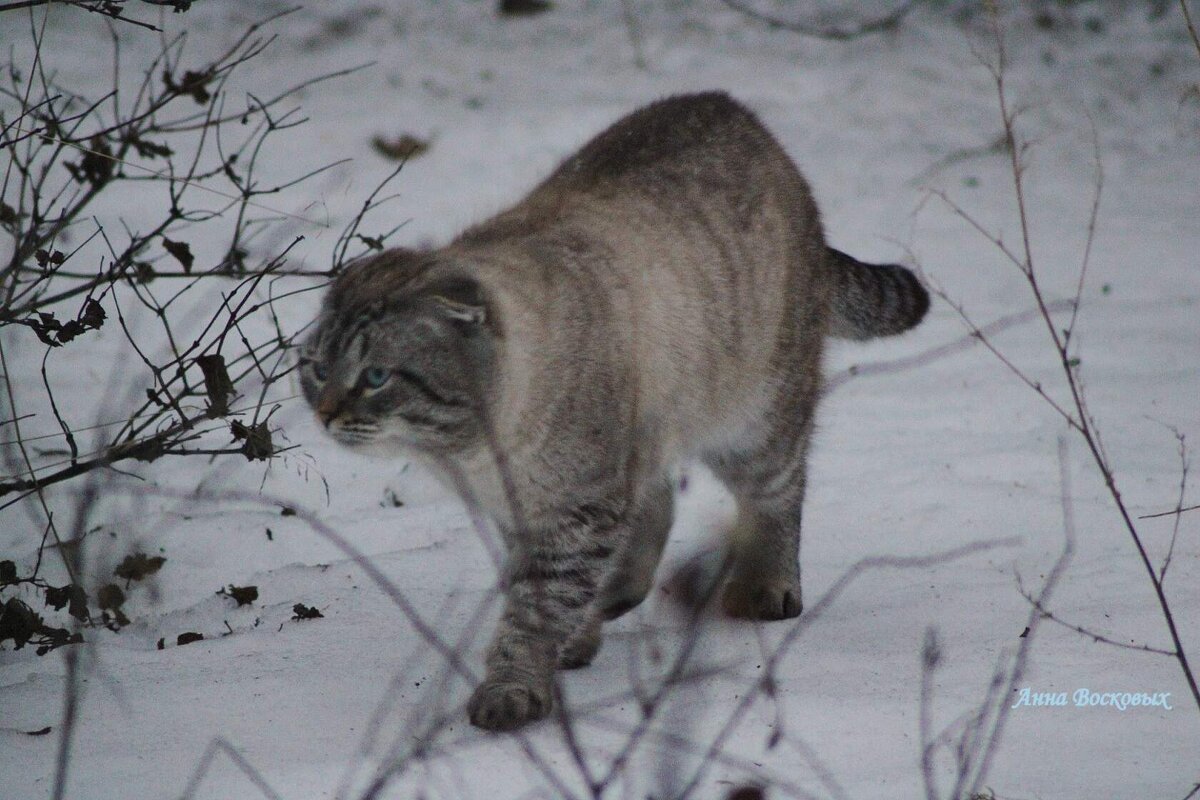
[299,91,929,731]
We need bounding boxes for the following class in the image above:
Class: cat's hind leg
[597,476,673,621]
[557,477,672,674]
[558,613,603,669]
[705,401,816,621]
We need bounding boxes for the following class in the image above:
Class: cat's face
[299,274,493,455]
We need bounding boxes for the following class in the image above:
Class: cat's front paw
[467,679,552,731]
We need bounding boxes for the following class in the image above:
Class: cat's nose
[316,391,341,428]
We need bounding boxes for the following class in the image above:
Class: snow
[2,1,1198,798]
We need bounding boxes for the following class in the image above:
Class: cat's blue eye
[364,367,391,389]
[311,361,328,382]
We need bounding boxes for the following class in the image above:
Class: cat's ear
[423,277,488,327]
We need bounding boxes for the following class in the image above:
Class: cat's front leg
[468,509,621,731]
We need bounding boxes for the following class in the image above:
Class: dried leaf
[726,787,766,800]
[357,234,385,251]
[163,67,213,104]
[220,245,248,274]
[114,553,166,582]
[196,354,235,417]
[71,135,115,186]
[291,603,323,621]
[219,585,258,607]
[179,70,212,103]
[19,311,62,347]
[0,598,76,655]
[230,419,273,461]
[498,0,553,16]
[176,631,204,646]
[370,133,430,161]
[35,628,82,656]
[35,249,51,267]
[68,585,89,621]
[44,583,89,623]
[54,301,104,345]
[0,597,38,649]
[30,327,58,347]
[127,437,165,463]
[79,299,106,330]
[0,560,16,584]
[162,237,194,271]
[129,136,174,159]
[96,582,126,610]
[54,320,87,344]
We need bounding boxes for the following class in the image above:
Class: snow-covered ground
[2,2,1198,798]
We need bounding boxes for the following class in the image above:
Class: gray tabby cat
[300,92,928,731]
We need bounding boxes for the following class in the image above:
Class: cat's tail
[826,247,930,340]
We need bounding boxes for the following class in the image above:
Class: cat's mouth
[323,417,425,455]
[325,418,382,448]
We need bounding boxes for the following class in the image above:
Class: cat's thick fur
[300,92,928,731]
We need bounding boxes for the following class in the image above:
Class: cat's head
[299,252,496,454]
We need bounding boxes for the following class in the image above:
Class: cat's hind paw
[722,578,802,620]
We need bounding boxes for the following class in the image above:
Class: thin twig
[825,299,1075,394]
[1181,0,1200,62]
[674,536,1022,799]
[619,0,647,69]
[1158,430,1189,583]
[719,0,917,40]
[0,0,161,31]
[1016,568,1176,657]
[178,738,284,800]
[962,436,1074,796]
[1140,502,1199,520]
[932,5,1200,717]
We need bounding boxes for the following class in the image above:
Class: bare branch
[1016,578,1177,658]
[1158,430,1190,583]
[1140,502,1200,520]
[1181,0,1200,63]
[928,4,1200,717]
[719,0,917,41]
[675,536,1022,799]
[825,298,1075,394]
[179,738,284,800]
